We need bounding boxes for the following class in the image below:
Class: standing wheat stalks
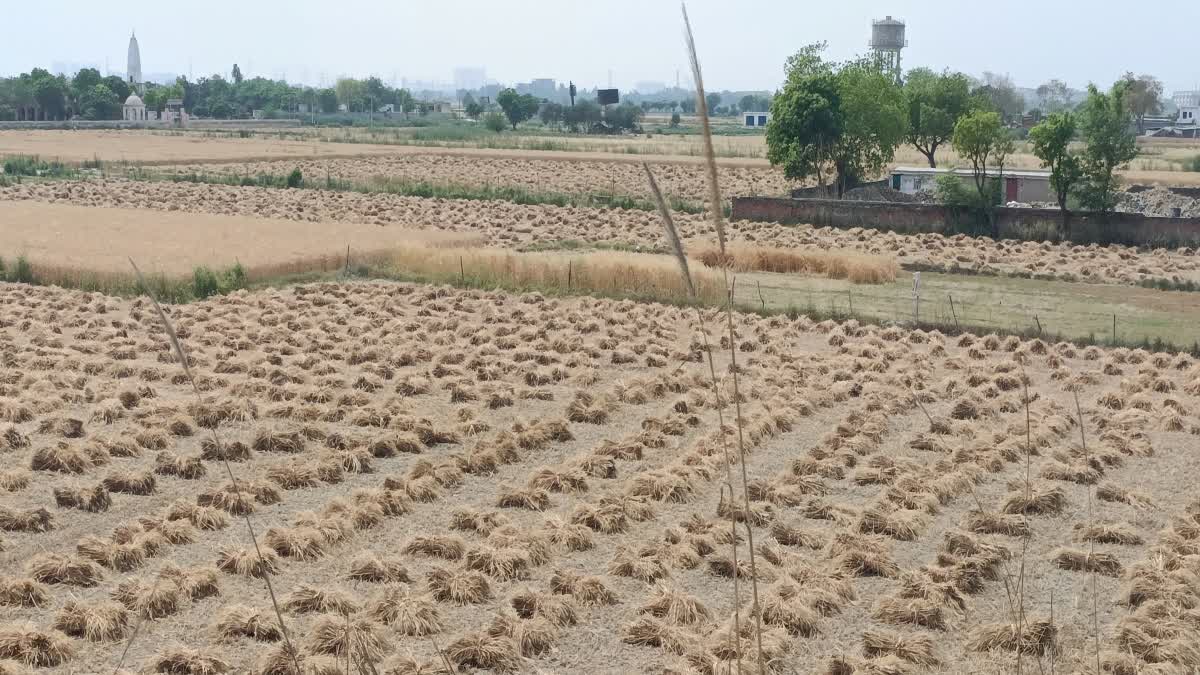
[643,162,695,298]
[682,2,728,254]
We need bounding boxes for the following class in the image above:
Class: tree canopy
[766,43,906,197]
[951,110,1014,233]
[1077,82,1138,215]
[903,68,975,167]
[497,88,539,129]
[1029,111,1083,227]
[1121,72,1164,133]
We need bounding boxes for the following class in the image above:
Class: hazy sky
[4,0,1198,94]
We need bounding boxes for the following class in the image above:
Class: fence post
[948,294,960,331]
[1034,314,1043,336]
[459,256,465,285]
[567,261,572,291]
[757,281,766,311]
[1112,313,1117,344]
[911,272,921,324]
[847,289,853,316]
[344,245,351,276]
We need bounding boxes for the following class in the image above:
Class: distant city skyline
[4,0,1199,95]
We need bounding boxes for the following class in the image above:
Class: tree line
[766,42,1152,228]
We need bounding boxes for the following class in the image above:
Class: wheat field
[2,280,1199,673]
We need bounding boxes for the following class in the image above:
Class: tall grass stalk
[1074,390,1101,674]
[643,162,695,298]
[682,2,728,254]
[119,259,300,674]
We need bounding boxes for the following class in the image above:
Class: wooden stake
[949,294,960,331]
[459,256,465,284]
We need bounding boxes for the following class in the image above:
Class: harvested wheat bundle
[263,527,326,561]
[102,469,157,495]
[27,553,102,587]
[963,510,1030,537]
[76,535,146,572]
[760,583,820,637]
[0,577,47,608]
[111,577,182,618]
[0,507,52,533]
[428,567,492,605]
[872,597,946,630]
[216,547,280,579]
[622,616,697,656]
[640,583,711,626]
[509,589,577,627]
[1002,486,1067,516]
[769,520,825,550]
[53,600,128,642]
[306,614,390,661]
[451,508,511,537]
[152,645,230,674]
[281,585,358,616]
[549,569,617,605]
[215,605,282,642]
[30,442,94,474]
[465,546,532,581]
[896,571,967,611]
[153,452,206,479]
[858,507,925,541]
[628,470,694,503]
[1096,482,1155,508]
[0,623,74,667]
[1052,548,1124,577]
[861,629,938,666]
[404,535,465,560]
[0,470,30,493]
[488,611,559,657]
[610,548,670,583]
[158,563,220,601]
[968,620,1058,656]
[528,466,589,494]
[446,632,523,673]
[1073,521,1142,546]
[369,586,442,636]
[347,553,409,584]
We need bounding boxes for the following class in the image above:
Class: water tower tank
[870,16,907,50]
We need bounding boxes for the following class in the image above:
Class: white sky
[3,0,1197,94]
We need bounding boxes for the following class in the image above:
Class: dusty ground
[157,155,798,203]
[0,200,477,276]
[4,179,1199,288]
[2,281,1199,674]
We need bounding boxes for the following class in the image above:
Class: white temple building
[127,31,142,93]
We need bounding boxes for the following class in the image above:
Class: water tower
[869,16,907,84]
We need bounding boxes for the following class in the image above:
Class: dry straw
[119,259,299,674]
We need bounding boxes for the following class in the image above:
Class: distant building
[454,67,486,92]
[162,98,188,126]
[635,81,667,95]
[530,78,556,100]
[890,166,1052,203]
[127,31,143,93]
[743,111,770,128]
[122,94,148,121]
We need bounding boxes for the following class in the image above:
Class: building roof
[892,166,1051,180]
[124,94,144,106]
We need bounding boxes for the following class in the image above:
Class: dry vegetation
[159,154,797,204]
[5,178,1200,288]
[2,279,1199,672]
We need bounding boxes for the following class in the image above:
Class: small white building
[890,166,1053,203]
[743,111,770,128]
[122,94,148,121]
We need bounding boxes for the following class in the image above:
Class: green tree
[1029,111,1083,231]
[605,103,643,132]
[1035,79,1074,113]
[103,75,132,102]
[335,78,365,112]
[395,89,416,117]
[231,64,244,85]
[951,110,1013,233]
[316,88,339,113]
[680,98,696,114]
[705,92,722,115]
[539,102,564,128]
[1077,82,1138,216]
[904,68,975,167]
[465,102,483,120]
[497,88,538,129]
[484,111,507,133]
[1121,72,1163,134]
[78,83,120,120]
[973,72,1025,123]
[670,111,681,128]
[766,44,906,197]
[564,100,603,132]
[71,68,103,97]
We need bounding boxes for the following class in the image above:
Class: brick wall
[731,197,1200,248]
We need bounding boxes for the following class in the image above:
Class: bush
[484,112,507,133]
[1188,155,1200,173]
[192,266,220,299]
[12,256,33,284]
[286,168,303,189]
[220,262,247,292]
[670,112,681,128]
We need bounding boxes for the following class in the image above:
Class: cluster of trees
[0,67,137,121]
[0,65,433,120]
[483,87,644,134]
[767,42,1145,224]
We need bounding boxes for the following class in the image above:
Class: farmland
[2,118,1200,675]
[4,280,1200,674]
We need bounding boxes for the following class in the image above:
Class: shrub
[286,168,303,189]
[484,112,507,133]
[12,255,33,284]
[670,112,681,128]
[1188,155,1200,172]
[192,266,220,299]
[220,262,247,292]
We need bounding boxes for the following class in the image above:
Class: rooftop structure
[869,16,907,84]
